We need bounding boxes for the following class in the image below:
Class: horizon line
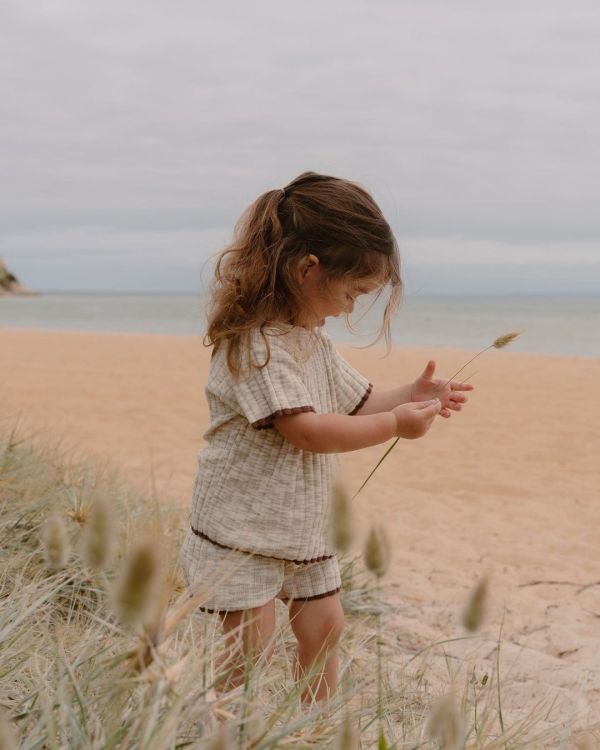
[27,289,600,297]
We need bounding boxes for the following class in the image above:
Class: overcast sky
[1,0,599,294]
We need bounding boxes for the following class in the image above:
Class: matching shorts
[179,528,341,614]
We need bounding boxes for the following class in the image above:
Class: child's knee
[294,604,345,652]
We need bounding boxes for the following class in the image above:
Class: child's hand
[392,399,441,439]
[410,360,474,419]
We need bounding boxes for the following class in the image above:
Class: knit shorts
[179,528,341,614]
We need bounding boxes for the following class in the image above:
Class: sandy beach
[2,327,599,729]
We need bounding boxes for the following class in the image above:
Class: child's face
[315,276,382,324]
[296,255,384,327]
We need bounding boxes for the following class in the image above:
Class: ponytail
[204,171,402,376]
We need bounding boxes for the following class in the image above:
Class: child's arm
[352,384,413,416]
[354,361,474,419]
[274,399,441,453]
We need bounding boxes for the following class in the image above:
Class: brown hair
[204,171,402,375]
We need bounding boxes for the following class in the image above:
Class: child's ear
[296,254,320,284]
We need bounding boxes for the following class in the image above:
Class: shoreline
[2,324,599,361]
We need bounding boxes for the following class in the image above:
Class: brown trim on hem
[252,405,316,430]
[196,604,244,615]
[349,382,373,415]
[194,586,342,615]
[190,525,335,565]
[280,586,341,603]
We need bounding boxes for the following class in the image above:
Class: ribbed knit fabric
[187,323,372,561]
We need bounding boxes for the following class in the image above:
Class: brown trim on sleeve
[349,382,373,415]
[251,405,316,430]
[190,525,335,564]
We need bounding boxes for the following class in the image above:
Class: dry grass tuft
[1,420,596,748]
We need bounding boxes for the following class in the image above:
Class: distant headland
[0,258,39,297]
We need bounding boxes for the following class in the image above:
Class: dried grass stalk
[364,525,390,579]
[425,691,465,750]
[80,495,116,570]
[334,712,358,749]
[461,574,489,632]
[329,479,355,553]
[435,330,523,394]
[40,512,70,570]
[354,330,522,499]
[493,331,521,348]
[112,539,163,627]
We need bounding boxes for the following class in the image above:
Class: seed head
[334,713,358,750]
[40,513,70,570]
[425,692,465,750]
[81,496,116,570]
[461,575,489,632]
[364,524,391,578]
[112,540,162,627]
[493,331,521,349]
[329,479,355,553]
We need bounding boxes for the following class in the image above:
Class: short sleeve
[231,330,315,430]
[324,335,373,415]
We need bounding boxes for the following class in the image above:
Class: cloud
[1,0,599,291]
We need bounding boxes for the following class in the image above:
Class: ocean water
[1,292,599,357]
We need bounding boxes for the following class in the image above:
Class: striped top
[188,323,372,562]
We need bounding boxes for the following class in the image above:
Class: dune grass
[0,418,597,749]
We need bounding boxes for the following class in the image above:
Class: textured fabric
[189,526,335,564]
[179,527,342,613]
[184,323,372,565]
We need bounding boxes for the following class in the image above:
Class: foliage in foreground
[0,417,596,749]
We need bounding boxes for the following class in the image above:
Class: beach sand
[2,327,599,731]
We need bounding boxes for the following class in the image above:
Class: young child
[179,171,473,705]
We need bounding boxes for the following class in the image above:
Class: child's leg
[216,599,277,690]
[288,593,345,705]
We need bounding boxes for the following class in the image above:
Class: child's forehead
[350,276,384,293]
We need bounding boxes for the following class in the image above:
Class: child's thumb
[422,360,436,379]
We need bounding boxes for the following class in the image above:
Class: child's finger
[415,398,440,410]
[452,382,475,391]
